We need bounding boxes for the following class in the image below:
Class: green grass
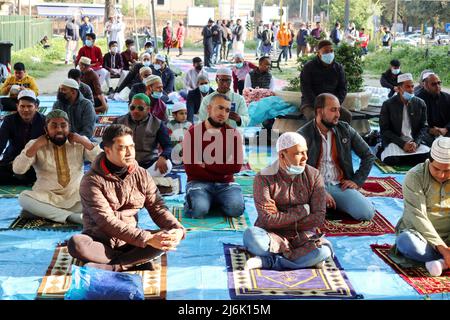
[363,44,450,87]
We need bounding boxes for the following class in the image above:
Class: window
[157,0,164,5]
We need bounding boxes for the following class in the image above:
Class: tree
[104,0,115,24]
[328,0,382,30]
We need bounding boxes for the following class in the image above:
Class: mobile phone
[230,102,236,112]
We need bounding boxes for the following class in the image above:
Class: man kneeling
[243,132,333,270]
[13,110,101,224]
[68,124,185,271]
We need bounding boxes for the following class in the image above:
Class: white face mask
[110,47,118,54]
[153,64,161,71]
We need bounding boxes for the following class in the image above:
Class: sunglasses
[430,81,442,87]
[129,105,145,111]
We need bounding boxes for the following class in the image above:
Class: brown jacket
[80,152,185,249]
[253,161,326,260]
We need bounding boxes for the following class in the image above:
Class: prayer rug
[234,176,254,197]
[171,206,250,232]
[94,126,107,138]
[371,244,450,295]
[9,216,81,231]
[223,244,362,300]
[97,116,118,124]
[317,210,395,237]
[360,176,403,199]
[374,159,413,174]
[0,185,31,198]
[36,243,167,300]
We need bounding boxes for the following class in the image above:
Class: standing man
[358,28,370,55]
[202,19,214,68]
[0,90,45,185]
[277,22,292,63]
[64,16,80,65]
[395,137,450,277]
[68,124,185,271]
[417,72,450,145]
[110,15,125,51]
[176,20,185,57]
[232,19,244,55]
[183,94,245,219]
[330,22,342,46]
[53,79,96,139]
[162,21,173,55]
[79,16,94,45]
[261,24,273,56]
[198,68,249,129]
[298,93,376,221]
[379,73,430,166]
[300,40,351,123]
[211,20,222,65]
[296,22,309,57]
[220,20,230,62]
[311,21,322,40]
[255,20,264,59]
[13,110,102,225]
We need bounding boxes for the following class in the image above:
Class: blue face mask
[143,61,151,67]
[199,84,210,94]
[236,62,244,68]
[392,68,400,75]
[153,64,161,71]
[402,91,414,101]
[85,40,93,47]
[146,48,154,54]
[286,165,305,175]
[151,91,162,99]
[320,52,334,65]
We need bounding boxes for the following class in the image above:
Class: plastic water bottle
[354,93,362,111]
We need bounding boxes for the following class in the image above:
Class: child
[167,103,192,164]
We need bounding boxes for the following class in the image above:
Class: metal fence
[0,16,53,51]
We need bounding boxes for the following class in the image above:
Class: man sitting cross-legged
[243,132,333,270]
[298,93,376,221]
[182,93,245,219]
[68,124,185,271]
[13,110,102,225]
[114,93,173,177]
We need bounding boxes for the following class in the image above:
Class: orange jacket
[277,28,292,46]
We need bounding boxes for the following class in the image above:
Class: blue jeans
[281,46,289,61]
[184,181,245,218]
[255,39,262,57]
[326,184,375,221]
[212,43,221,64]
[396,230,442,262]
[243,227,332,271]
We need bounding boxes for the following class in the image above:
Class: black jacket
[416,89,450,133]
[186,87,214,123]
[380,69,402,98]
[300,56,347,107]
[379,94,428,149]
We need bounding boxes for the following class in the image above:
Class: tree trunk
[105,0,115,24]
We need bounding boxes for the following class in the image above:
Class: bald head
[314,93,341,129]
[424,74,442,96]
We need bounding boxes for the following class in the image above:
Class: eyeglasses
[129,105,145,111]
[430,81,442,87]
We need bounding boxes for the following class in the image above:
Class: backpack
[382,33,391,43]
[262,30,272,45]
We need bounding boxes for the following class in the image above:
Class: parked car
[435,34,450,45]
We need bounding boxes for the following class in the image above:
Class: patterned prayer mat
[374,159,413,174]
[317,210,395,237]
[171,206,250,232]
[234,176,254,197]
[97,116,118,124]
[37,243,167,300]
[94,126,107,138]
[224,244,362,300]
[9,216,81,231]
[0,185,31,198]
[371,244,450,295]
[360,176,403,199]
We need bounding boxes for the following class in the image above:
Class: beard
[321,118,337,129]
[49,135,67,146]
[207,117,225,128]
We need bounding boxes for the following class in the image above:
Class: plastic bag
[64,265,145,300]
[248,96,298,126]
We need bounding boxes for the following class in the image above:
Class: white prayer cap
[79,56,91,65]
[139,66,152,75]
[276,132,307,152]
[234,53,244,60]
[17,89,36,101]
[216,68,232,77]
[61,78,79,90]
[9,85,21,95]
[141,53,151,60]
[172,102,187,113]
[422,72,436,81]
[431,137,450,164]
[397,73,413,83]
[166,20,171,24]
[155,53,166,62]
[145,75,162,86]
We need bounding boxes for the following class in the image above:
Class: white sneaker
[425,259,445,277]
[245,257,263,270]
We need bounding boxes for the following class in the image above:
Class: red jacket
[182,121,243,183]
[76,45,103,71]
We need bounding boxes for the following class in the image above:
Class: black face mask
[195,64,203,71]
[321,119,337,129]
[207,117,225,128]
[49,136,67,146]
[57,91,70,104]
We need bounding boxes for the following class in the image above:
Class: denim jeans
[243,227,332,271]
[281,46,289,61]
[396,230,442,262]
[326,183,375,221]
[184,181,245,218]
[212,43,221,64]
[255,39,262,57]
